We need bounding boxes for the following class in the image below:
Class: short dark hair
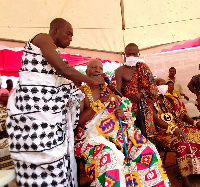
[125,43,138,51]
[169,67,176,71]
[50,18,70,30]
[6,79,12,84]
[166,80,174,85]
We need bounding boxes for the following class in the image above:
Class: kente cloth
[0,104,7,132]
[75,86,170,187]
[6,38,84,187]
[122,62,158,136]
[154,93,200,177]
[0,138,14,170]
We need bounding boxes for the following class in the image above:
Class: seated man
[153,78,200,187]
[75,59,170,187]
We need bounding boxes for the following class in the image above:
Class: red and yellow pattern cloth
[122,62,158,137]
[154,93,200,177]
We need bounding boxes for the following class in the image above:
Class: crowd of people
[1,18,200,187]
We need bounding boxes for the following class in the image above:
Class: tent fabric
[144,46,200,99]
[161,37,200,52]
[0,47,119,77]
[0,0,200,53]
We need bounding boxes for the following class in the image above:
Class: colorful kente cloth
[154,93,200,177]
[0,104,8,139]
[0,104,7,133]
[0,138,14,170]
[6,37,84,187]
[122,62,158,136]
[75,85,170,187]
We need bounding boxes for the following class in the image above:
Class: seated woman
[153,78,200,187]
[75,59,170,187]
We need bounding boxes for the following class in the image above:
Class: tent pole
[120,0,125,30]
[120,0,125,66]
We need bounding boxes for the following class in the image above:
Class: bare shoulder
[115,65,125,74]
[32,33,54,47]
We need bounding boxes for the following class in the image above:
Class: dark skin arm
[115,67,123,93]
[187,80,200,108]
[188,79,199,96]
[181,94,189,101]
[182,114,200,130]
[32,34,104,85]
[114,102,125,120]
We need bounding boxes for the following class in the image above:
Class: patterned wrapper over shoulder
[154,93,200,177]
[6,38,84,187]
[122,62,158,137]
[75,85,170,187]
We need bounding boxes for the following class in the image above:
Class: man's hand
[100,94,120,104]
[90,76,104,86]
[183,95,189,101]
[196,122,200,130]
[108,84,116,93]
[173,128,188,142]
[130,92,143,101]
[114,105,125,120]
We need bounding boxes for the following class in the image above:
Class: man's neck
[87,83,100,89]
[168,91,173,95]
[7,87,12,92]
[169,76,175,80]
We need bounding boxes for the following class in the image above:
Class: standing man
[188,66,200,109]
[165,67,189,100]
[6,18,104,187]
[115,43,158,140]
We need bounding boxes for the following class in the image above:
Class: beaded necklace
[83,84,105,106]
[156,96,174,124]
[83,84,94,107]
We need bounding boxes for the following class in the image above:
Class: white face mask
[157,85,168,95]
[125,56,139,67]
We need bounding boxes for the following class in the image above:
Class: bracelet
[166,123,177,134]
[91,100,105,113]
[170,126,177,134]
[193,120,198,127]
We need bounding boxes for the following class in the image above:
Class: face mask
[157,85,168,95]
[125,56,139,67]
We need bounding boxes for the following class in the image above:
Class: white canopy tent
[0,0,200,62]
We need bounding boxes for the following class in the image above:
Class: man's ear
[54,28,59,35]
